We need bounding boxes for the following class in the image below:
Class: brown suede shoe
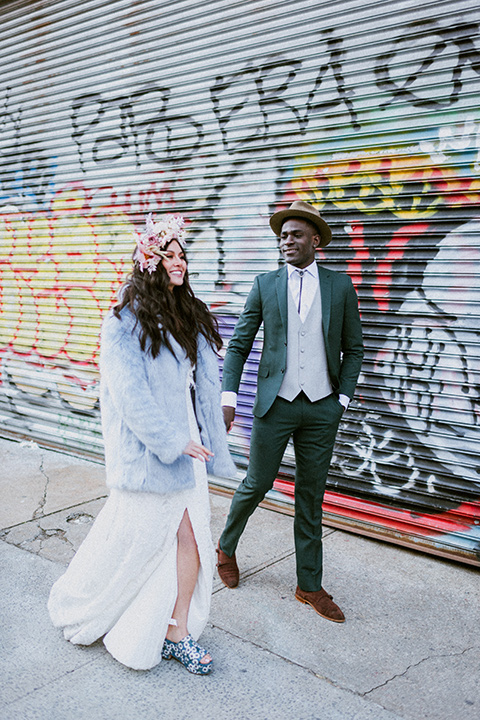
[216,543,239,588]
[295,586,345,623]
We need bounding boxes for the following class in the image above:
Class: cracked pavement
[0,438,107,562]
[1,436,479,720]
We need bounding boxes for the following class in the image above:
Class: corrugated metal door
[1,0,479,564]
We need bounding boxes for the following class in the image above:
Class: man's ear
[313,234,320,248]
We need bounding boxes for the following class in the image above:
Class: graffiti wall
[1,0,479,562]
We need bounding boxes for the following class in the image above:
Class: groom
[218,200,363,622]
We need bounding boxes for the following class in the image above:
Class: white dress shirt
[222,261,350,411]
[287,259,318,323]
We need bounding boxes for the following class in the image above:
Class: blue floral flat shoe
[162,634,213,675]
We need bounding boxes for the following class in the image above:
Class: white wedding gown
[48,370,214,670]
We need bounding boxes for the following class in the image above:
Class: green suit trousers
[219,391,344,591]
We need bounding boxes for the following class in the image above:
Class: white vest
[277,283,332,402]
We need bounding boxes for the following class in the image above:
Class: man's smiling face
[279,218,320,268]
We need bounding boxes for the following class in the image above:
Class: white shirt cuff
[221,391,237,409]
[338,394,350,410]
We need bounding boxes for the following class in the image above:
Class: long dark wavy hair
[113,241,222,363]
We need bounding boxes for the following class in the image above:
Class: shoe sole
[295,593,345,623]
[217,572,239,589]
[163,654,213,675]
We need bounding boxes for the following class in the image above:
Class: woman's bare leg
[166,509,211,664]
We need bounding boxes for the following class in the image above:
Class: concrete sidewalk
[0,437,478,720]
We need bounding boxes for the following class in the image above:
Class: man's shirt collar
[286,259,318,278]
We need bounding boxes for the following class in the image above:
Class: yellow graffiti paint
[0,186,135,409]
[290,151,480,219]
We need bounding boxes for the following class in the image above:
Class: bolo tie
[297,269,304,315]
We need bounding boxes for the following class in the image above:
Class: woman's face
[161,239,187,290]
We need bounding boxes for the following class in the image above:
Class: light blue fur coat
[100,306,236,495]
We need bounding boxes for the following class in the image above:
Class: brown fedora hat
[270,200,332,247]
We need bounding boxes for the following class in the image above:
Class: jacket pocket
[258,366,269,378]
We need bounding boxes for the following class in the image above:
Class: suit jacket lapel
[318,265,332,338]
[275,266,288,334]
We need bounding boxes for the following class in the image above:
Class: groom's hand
[222,406,235,432]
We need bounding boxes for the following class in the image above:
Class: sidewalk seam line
[362,645,477,696]
[207,620,406,714]
[1,656,104,708]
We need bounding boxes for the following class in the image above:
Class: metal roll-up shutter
[1,0,479,564]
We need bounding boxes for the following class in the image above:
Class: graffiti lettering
[72,84,204,172]
[211,56,303,152]
[211,32,359,153]
[376,21,480,110]
[68,22,480,170]
[80,182,175,217]
[305,30,360,130]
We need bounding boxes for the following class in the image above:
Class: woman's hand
[183,440,214,462]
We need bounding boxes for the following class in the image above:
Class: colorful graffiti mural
[265,142,480,559]
[0,186,132,416]
[1,3,479,560]
[277,146,479,498]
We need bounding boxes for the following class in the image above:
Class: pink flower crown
[133,213,187,274]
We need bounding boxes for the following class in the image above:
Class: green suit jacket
[222,264,364,418]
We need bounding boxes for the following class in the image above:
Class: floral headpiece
[133,213,187,274]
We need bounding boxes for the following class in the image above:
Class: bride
[48,213,235,674]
